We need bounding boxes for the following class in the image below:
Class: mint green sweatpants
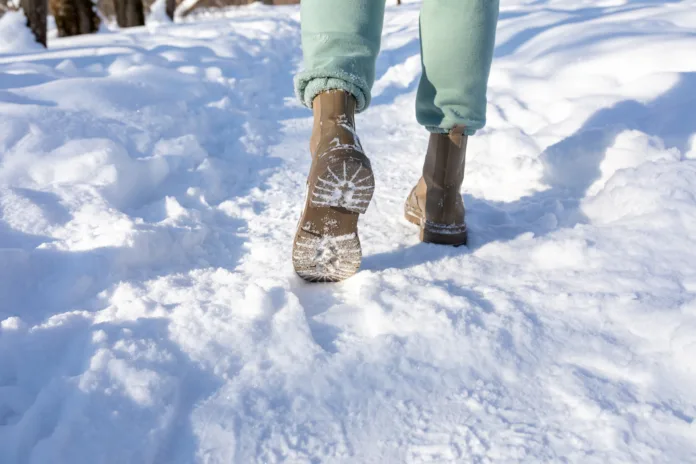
[295,0,499,135]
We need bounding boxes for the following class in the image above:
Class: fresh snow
[1,0,696,462]
[0,11,44,54]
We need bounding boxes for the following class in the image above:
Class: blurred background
[0,0,308,45]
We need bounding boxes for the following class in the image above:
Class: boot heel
[293,227,362,283]
[309,157,374,214]
[420,223,468,247]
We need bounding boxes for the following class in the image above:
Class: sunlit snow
[1,0,695,462]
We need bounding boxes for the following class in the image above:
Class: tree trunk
[49,0,100,37]
[165,0,175,20]
[114,0,144,28]
[21,0,48,47]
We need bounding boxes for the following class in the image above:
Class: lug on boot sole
[293,227,363,283]
[404,206,468,247]
[293,158,375,282]
[309,159,374,213]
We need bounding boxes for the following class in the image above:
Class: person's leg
[294,0,386,113]
[405,0,499,246]
[293,1,385,283]
[416,0,499,135]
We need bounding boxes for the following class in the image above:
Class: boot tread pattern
[310,160,375,213]
[294,157,375,282]
[293,232,362,282]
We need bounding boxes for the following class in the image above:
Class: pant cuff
[425,125,478,136]
[294,70,369,112]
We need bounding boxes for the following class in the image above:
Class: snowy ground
[1,0,696,462]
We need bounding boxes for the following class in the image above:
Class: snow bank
[0,10,43,54]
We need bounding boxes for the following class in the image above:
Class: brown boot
[404,128,468,246]
[292,90,375,282]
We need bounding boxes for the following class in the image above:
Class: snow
[1,0,696,462]
[0,10,44,54]
[147,0,173,25]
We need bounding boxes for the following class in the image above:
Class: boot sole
[293,157,375,282]
[404,206,468,247]
[309,158,374,212]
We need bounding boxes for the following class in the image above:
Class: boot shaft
[422,128,467,194]
[403,128,468,245]
[310,90,359,157]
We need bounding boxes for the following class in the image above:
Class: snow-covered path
[1,1,696,462]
